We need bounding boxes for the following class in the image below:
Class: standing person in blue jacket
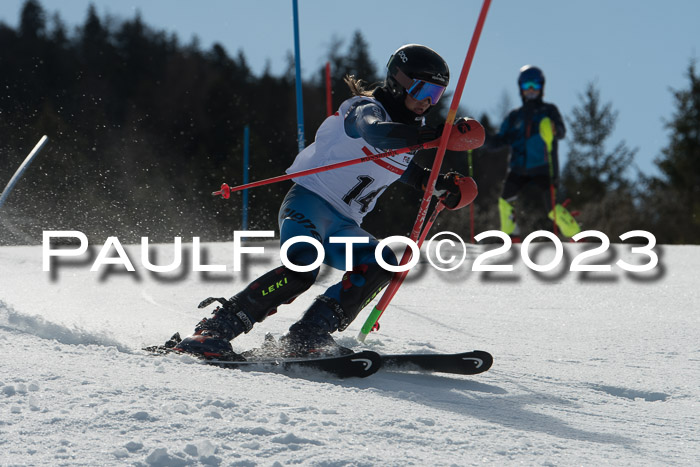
[491,65,566,241]
[169,44,484,359]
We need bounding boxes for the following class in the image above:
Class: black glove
[434,172,465,209]
[417,124,443,144]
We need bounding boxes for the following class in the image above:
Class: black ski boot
[175,266,316,359]
[279,296,353,357]
[174,298,253,359]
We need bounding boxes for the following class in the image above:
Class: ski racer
[172,44,484,358]
[489,65,568,240]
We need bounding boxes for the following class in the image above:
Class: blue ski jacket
[495,99,566,178]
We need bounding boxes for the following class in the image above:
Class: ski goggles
[406,79,446,104]
[520,81,543,90]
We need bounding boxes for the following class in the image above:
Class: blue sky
[2,0,698,179]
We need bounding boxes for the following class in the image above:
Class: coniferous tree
[19,0,45,40]
[0,2,490,244]
[322,31,380,109]
[643,61,700,244]
[561,82,641,237]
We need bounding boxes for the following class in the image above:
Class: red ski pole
[367,199,447,326]
[358,0,492,341]
[212,141,438,198]
[468,149,475,243]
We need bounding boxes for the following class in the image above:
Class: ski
[380,350,493,376]
[205,350,382,378]
[145,334,492,378]
[143,344,381,379]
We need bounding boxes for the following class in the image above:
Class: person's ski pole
[359,199,447,338]
[212,141,439,198]
[468,149,475,243]
[359,175,477,339]
[358,0,492,342]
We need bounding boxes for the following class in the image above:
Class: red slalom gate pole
[212,141,439,198]
[358,0,492,341]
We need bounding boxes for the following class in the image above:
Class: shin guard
[232,266,317,323]
[498,197,517,235]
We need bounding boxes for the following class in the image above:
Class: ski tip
[380,350,494,376]
[466,350,494,372]
[344,350,382,378]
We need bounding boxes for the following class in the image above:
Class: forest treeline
[1,0,698,245]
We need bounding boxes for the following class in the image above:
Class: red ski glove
[435,172,478,210]
[446,117,485,152]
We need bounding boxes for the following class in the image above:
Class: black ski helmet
[517,65,545,89]
[385,44,450,101]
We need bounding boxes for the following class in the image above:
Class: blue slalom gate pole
[0,135,49,209]
[292,0,305,153]
[242,125,250,230]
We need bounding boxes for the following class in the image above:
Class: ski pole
[539,117,557,235]
[212,141,439,198]
[358,0,492,342]
[468,149,475,243]
[359,199,447,338]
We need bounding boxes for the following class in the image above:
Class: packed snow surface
[0,240,698,466]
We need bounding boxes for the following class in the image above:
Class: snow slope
[0,240,698,466]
